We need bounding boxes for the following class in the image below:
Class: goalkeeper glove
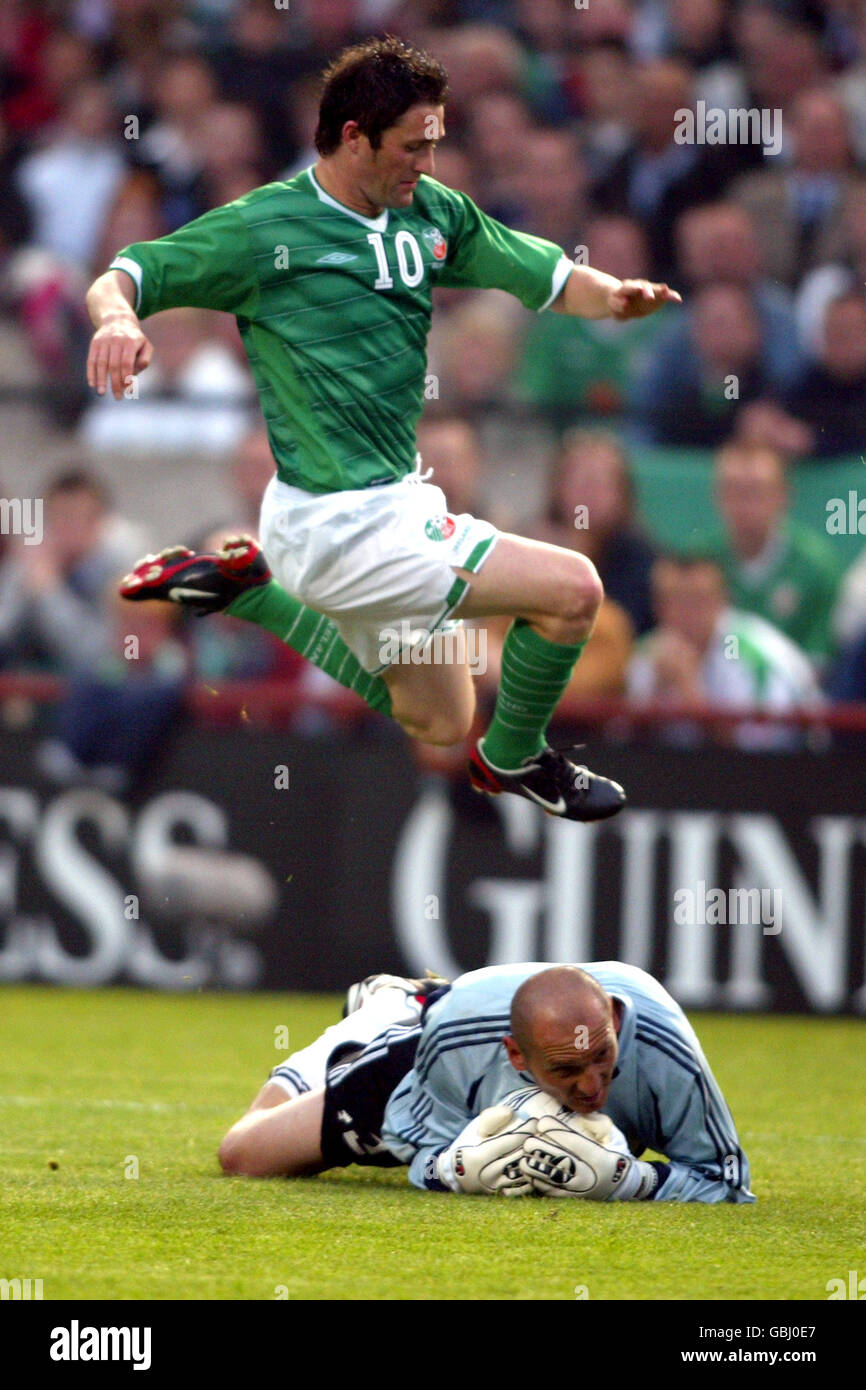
[519,1115,662,1201]
[429,1105,538,1196]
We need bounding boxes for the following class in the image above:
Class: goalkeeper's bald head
[506,967,620,1116]
[510,967,612,1053]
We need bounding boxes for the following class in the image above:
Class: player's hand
[87,316,153,401]
[519,1115,653,1200]
[436,1105,537,1196]
[608,279,681,320]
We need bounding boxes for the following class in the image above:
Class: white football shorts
[258,468,499,674]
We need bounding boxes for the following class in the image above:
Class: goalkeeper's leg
[218,982,423,1177]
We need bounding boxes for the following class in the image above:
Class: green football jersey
[699,520,843,661]
[110,167,572,493]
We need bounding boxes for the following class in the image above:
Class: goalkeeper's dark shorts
[320,1025,421,1169]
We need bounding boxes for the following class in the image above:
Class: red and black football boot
[469,740,626,822]
[119,534,271,615]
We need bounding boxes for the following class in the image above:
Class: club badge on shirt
[422,226,448,260]
[425,514,457,542]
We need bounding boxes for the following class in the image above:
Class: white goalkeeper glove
[432,1105,538,1196]
[519,1115,661,1201]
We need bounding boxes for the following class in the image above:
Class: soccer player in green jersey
[85,36,680,820]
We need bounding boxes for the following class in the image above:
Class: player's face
[363,104,445,208]
[507,999,621,1115]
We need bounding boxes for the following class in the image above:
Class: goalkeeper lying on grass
[219,962,754,1203]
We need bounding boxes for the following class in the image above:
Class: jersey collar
[307,166,389,232]
[609,990,634,1072]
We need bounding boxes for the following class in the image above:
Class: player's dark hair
[315,35,448,156]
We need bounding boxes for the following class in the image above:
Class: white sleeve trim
[109,256,144,313]
[538,254,574,313]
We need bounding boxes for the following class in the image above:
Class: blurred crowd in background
[2,0,866,783]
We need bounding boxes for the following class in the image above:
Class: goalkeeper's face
[361,104,445,208]
[506,999,621,1115]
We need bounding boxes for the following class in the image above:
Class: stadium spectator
[733,2,829,112]
[517,214,666,425]
[0,113,31,255]
[664,201,804,391]
[510,0,574,125]
[79,306,253,454]
[730,88,856,288]
[195,100,269,209]
[826,627,866,721]
[832,543,866,658]
[464,92,536,222]
[415,414,491,522]
[699,442,842,666]
[784,291,866,459]
[835,5,866,162]
[540,427,656,638]
[429,24,524,125]
[633,282,778,446]
[2,17,98,138]
[627,553,823,749]
[590,59,735,281]
[505,128,589,247]
[93,168,167,275]
[662,0,740,79]
[424,143,476,201]
[16,77,127,273]
[0,467,146,675]
[133,53,219,228]
[474,427,643,713]
[210,0,305,175]
[794,181,866,358]
[294,0,368,69]
[428,292,524,413]
[38,591,188,792]
[566,38,634,183]
[0,1,58,136]
[729,399,815,461]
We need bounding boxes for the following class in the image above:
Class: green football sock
[481,618,585,770]
[227,580,392,716]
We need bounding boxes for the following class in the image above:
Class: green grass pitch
[1,986,863,1301]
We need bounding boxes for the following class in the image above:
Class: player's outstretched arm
[85,269,154,401]
[551,264,682,321]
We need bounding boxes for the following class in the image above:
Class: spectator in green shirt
[701,442,842,667]
[516,215,665,425]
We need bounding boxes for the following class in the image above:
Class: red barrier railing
[2,673,866,732]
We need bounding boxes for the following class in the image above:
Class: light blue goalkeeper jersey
[382,961,754,1203]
